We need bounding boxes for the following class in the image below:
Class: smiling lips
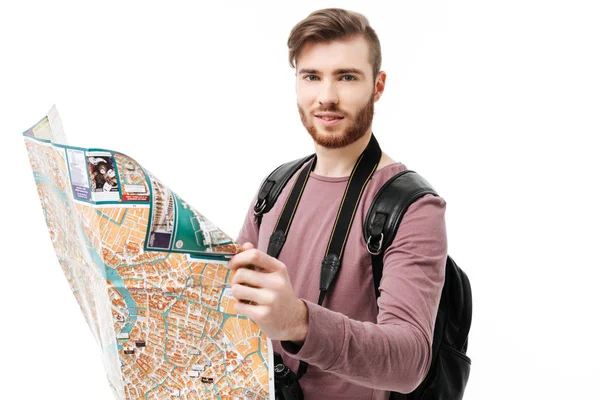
[315,112,344,126]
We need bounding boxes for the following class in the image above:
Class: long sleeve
[235,190,260,248]
[280,194,447,394]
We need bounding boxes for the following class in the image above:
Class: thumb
[242,242,255,251]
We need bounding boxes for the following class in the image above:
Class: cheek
[296,100,312,119]
[346,92,372,113]
[296,83,318,104]
[296,93,312,109]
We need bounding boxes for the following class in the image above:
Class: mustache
[313,106,345,115]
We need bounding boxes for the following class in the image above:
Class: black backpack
[253,155,472,399]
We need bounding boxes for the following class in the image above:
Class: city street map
[23,106,275,400]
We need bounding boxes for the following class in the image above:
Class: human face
[295,35,383,149]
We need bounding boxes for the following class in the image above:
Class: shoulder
[368,163,448,257]
[368,161,407,192]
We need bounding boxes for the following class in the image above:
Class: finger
[234,299,267,320]
[231,284,274,305]
[229,242,254,260]
[228,248,281,273]
[230,267,266,288]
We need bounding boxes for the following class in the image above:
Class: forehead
[296,35,371,73]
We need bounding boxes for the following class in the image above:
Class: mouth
[315,115,344,126]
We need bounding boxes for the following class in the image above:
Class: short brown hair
[287,8,382,84]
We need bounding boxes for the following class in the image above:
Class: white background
[1,0,598,398]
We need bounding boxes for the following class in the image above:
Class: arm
[235,191,260,248]
[279,194,447,394]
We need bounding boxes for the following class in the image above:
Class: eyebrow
[298,68,365,76]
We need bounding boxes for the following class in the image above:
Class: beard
[297,92,375,149]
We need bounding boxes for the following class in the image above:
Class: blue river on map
[35,171,138,350]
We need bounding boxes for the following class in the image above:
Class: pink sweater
[236,161,447,400]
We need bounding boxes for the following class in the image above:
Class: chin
[307,128,354,149]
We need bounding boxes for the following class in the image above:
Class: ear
[374,71,387,102]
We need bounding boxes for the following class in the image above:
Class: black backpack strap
[363,169,438,301]
[253,153,316,228]
[364,170,442,400]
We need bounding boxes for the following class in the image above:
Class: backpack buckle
[253,198,266,216]
[367,233,384,255]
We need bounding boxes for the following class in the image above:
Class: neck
[312,130,372,178]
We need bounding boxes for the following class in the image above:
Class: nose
[318,80,339,106]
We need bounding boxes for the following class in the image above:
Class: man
[229,8,447,400]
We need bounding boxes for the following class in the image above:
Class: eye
[303,75,357,82]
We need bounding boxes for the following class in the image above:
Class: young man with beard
[229,8,447,400]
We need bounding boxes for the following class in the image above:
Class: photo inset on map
[147,174,174,250]
[114,153,150,202]
[66,148,91,201]
[87,151,121,202]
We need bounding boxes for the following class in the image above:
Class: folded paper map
[23,106,274,400]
